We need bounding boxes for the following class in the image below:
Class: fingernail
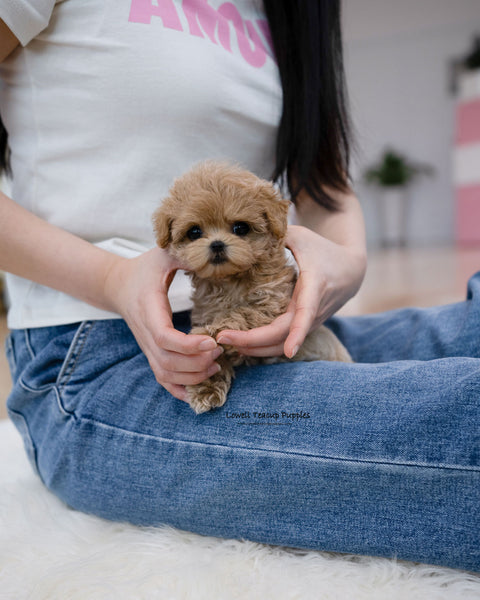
[208,363,221,376]
[217,335,232,345]
[290,345,299,358]
[212,347,224,359]
[199,338,217,351]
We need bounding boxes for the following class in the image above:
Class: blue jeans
[6,273,480,572]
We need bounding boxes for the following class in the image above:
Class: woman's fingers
[143,322,221,387]
[143,331,222,396]
[154,362,221,387]
[231,342,286,357]
[144,289,218,355]
[152,323,217,354]
[216,311,294,355]
[215,269,327,359]
[157,345,223,373]
[161,382,188,402]
[283,271,326,358]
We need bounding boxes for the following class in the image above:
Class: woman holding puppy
[0,1,478,571]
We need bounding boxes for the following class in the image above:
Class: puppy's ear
[256,182,290,240]
[152,204,173,248]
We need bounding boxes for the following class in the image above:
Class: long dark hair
[263,0,353,210]
[0,115,10,177]
[0,1,352,209]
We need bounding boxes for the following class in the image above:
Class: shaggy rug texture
[0,419,479,600]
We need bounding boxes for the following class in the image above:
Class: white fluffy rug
[1,420,479,600]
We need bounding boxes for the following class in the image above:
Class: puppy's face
[153,162,290,280]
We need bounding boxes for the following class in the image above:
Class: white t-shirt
[0,0,282,328]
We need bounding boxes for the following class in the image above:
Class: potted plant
[364,150,434,247]
[450,34,480,96]
[463,35,480,71]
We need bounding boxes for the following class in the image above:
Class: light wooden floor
[1,245,479,419]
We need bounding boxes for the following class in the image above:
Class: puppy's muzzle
[209,240,227,264]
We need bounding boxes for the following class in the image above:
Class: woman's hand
[104,248,222,401]
[216,225,366,358]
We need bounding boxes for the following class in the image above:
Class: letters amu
[128,0,275,68]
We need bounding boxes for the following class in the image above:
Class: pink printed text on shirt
[128,0,275,68]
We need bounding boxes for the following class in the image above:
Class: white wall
[342,0,480,247]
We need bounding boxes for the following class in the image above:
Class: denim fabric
[6,274,480,572]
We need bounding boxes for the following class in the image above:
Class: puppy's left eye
[232,222,250,236]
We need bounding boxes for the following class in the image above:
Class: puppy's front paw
[186,372,231,414]
[190,325,218,339]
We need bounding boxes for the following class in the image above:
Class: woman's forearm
[0,191,121,312]
[295,187,366,253]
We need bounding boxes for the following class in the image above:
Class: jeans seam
[53,386,74,418]
[18,378,54,394]
[57,321,94,394]
[24,329,36,361]
[15,378,72,419]
[76,415,480,474]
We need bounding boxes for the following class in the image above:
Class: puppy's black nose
[210,240,226,254]
[210,240,227,264]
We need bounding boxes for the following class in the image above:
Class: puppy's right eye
[187,225,203,241]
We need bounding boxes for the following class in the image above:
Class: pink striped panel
[456,99,480,145]
[456,184,480,244]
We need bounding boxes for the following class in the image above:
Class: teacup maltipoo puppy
[153,161,352,414]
